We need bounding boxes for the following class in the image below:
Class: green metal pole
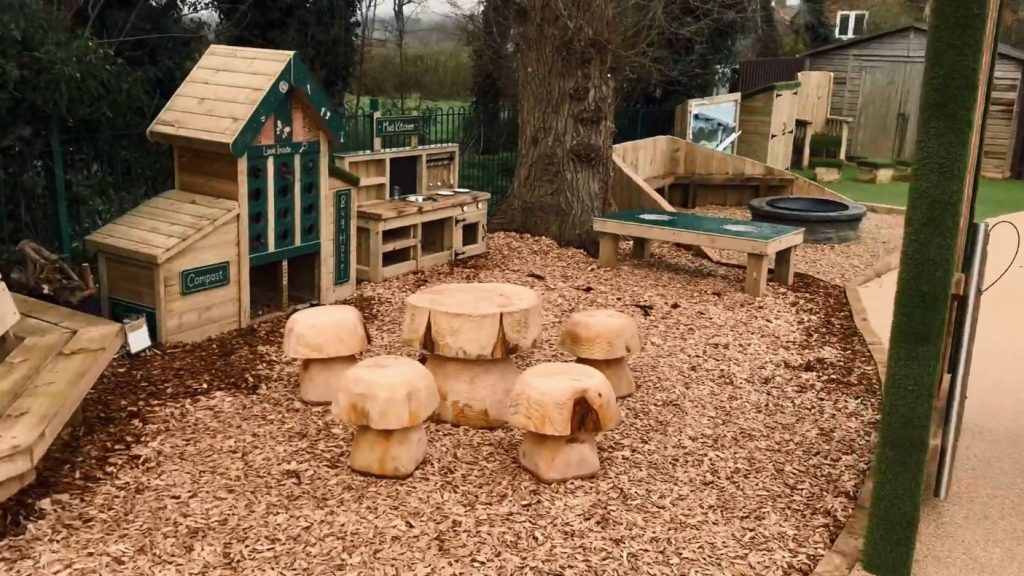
[862,1,999,575]
[49,117,72,256]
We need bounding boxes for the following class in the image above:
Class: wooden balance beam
[593,210,805,297]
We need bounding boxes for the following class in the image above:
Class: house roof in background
[802,24,1024,62]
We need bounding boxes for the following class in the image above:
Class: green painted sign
[249,141,319,157]
[180,262,231,295]
[374,116,425,137]
[109,298,157,342]
[335,188,352,285]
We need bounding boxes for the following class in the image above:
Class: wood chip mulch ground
[693,207,905,286]
[0,231,884,575]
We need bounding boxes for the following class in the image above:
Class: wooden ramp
[0,285,124,502]
[610,136,850,214]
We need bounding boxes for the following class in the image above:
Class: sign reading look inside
[180,262,230,295]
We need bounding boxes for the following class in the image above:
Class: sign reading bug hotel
[180,262,230,295]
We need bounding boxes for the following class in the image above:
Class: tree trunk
[496,0,615,253]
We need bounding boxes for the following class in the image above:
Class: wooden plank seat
[0,293,124,502]
[593,210,805,297]
[644,173,795,209]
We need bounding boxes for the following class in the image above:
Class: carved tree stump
[401,283,541,428]
[559,309,641,398]
[332,355,439,478]
[506,362,620,483]
[284,305,369,405]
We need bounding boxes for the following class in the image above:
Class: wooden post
[631,238,651,260]
[773,247,796,285]
[372,111,382,152]
[744,253,769,297]
[410,111,419,149]
[597,233,619,268]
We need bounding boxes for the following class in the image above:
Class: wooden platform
[0,293,124,502]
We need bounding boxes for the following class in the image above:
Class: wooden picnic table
[593,210,805,297]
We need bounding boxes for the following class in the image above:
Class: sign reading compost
[374,115,425,137]
[180,262,230,295]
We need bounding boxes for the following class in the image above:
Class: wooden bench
[0,288,124,502]
[593,210,805,297]
[644,173,795,209]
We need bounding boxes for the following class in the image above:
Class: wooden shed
[86,45,354,343]
[804,24,1024,179]
[737,81,800,170]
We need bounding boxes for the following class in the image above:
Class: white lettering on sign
[380,120,417,133]
[262,141,311,157]
[186,269,226,289]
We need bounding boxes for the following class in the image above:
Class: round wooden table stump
[401,283,542,428]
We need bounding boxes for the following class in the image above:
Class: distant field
[796,167,1024,221]
[344,94,470,112]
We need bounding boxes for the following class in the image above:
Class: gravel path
[0,232,881,575]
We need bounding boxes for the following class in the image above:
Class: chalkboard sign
[374,116,425,138]
[334,188,352,284]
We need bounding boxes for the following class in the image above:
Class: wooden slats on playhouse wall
[0,295,124,503]
[176,148,241,201]
[807,26,1024,178]
[147,44,294,152]
[982,58,1023,179]
[85,190,239,264]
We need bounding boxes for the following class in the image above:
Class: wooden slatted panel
[0,281,20,335]
[206,45,294,62]
[165,96,253,120]
[0,333,72,415]
[175,82,265,105]
[0,325,123,474]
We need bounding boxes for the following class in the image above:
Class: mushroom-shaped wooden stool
[506,362,620,483]
[284,305,369,405]
[332,355,439,478]
[559,309,641,398]
[402,283,542,428]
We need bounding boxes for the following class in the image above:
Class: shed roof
[147,45,345,157]
[802,24,1024,62]
[85,190,239,264]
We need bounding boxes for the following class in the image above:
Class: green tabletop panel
[595,209,802,242]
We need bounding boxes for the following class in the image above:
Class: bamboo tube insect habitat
[85,45,356,344]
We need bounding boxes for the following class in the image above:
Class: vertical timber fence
[0,105,674,266]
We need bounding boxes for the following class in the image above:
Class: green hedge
[857,158,896,169]
[809,157,845,169]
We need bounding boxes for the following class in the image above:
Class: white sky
[377,0,478,19]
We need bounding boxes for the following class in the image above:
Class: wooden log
[506,362,620,483]
[298,356,358,405]
[425,355,520,428]
[348,424,427,479]
[332,355,438,430]
[401,283,541,360]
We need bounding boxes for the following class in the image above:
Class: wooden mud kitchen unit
[86,45,356,344]
[334,114,489,283]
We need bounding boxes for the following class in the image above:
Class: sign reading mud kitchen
[374,115,425,138]
[180,262,230,295]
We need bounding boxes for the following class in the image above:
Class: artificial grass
[795,166,1024,220]
[861,2,994,575]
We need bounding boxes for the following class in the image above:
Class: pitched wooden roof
[803,24,1024,62]
[85,190,239,264]
[147,45,345,156]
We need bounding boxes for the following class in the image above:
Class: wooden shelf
[382,237,419,252]
[359,177,387,187]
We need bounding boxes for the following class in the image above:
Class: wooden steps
[0,292,124,502]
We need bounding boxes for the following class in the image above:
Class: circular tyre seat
[748,196,867,244]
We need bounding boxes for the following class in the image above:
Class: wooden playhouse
[736,81,800,170]
[86,45,356,344]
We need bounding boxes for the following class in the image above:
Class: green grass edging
[862,2,993,575]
